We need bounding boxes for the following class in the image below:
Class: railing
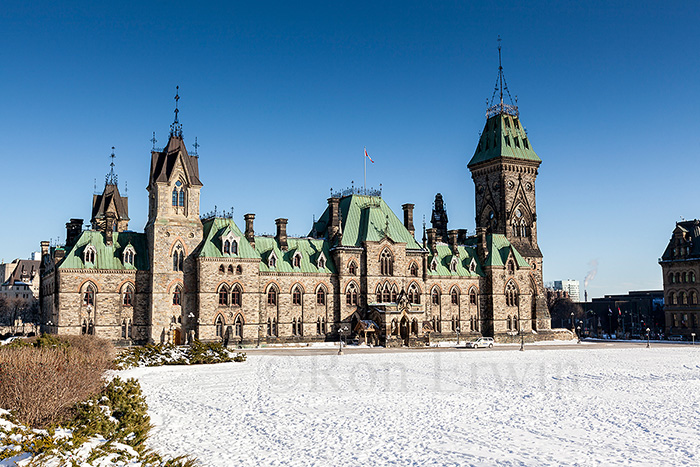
[200,206,234,220]
[331,185,382,198]
[486,102,519,118]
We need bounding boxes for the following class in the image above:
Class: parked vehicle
[466,337,494,348]
[668,335,684,341]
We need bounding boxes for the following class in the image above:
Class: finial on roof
[486,36,518,118]
[93,178,97,194]
[105,146,118,186]
[151,131,157,150]
[170,86,183,139]
[193,137,199,157]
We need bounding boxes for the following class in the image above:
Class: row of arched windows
[218,284,242,306]
[430,287,478,306]
[265,286,328,306]
[121,319,133,338]
[172,181,185,207]
[668,271,696,284]
[429,257,478,273]
[219,264,243,274]
[668,290,698,306]
[223,239,238,255]
[506,315,519,331]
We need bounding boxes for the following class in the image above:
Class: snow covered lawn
[123,347,700,466]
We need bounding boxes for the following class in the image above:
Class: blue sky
[2,1,698,298]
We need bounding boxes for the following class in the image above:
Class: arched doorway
[173,328,182,345]
[400,316,409,346]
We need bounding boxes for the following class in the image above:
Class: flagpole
[364,146,367,192]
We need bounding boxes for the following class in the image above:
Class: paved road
[234,339,697,356]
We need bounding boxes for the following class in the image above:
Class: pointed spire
[487,36,518,118]
[170,86,183,139]
[105,146,118,186]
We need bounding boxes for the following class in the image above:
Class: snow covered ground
[123,346,700,466]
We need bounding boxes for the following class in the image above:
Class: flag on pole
[365,147,374,163]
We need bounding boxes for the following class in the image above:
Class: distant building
[0,257,40,305]
[552,280,580,302]
[659,220,700,337]
[582,290,664,337]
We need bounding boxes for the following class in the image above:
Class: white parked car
[466,337,494,348]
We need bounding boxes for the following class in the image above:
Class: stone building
[659,220,700,337]
[39,68,571,346]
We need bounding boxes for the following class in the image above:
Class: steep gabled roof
[255,236,335,274]
[427,244,483,277]
[484,234,531,268]
[468,113,541,168]
[312,195,422,249]
[149,135,202,186]
[660,219,700,260]
[198,217,259,259]
[91,183,129,223]
[59,231,149,270]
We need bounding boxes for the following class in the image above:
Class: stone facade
[659,220,700,337]
[39,90,573,346]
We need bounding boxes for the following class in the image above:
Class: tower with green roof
[468,44,550,336]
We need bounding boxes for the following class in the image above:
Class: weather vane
[170,86,183,138]
[106,146,118,186]
[151,131,157,150]
[193,137,199,157]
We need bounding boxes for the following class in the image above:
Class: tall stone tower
[468,44,550,336]
[91,148,130,233]
[145,89,204,343]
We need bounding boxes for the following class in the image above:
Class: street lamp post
[338,325,348,355]
[456,325,460,347]
[691,332,696,345]
[570,312,575,332]
[576,325,581,344]
[608,311,612,338]
[646,327,651,348]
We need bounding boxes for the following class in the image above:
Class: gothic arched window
[348,261,357,275]
[172,188,178,206]
[215,315,224,338]
[234,314,243,337]
[178,188,185,207]
[451,288,459,305]
[292,286,302,306]
[505,281,519,307]
[231,284,241,306]
[346,283,358,306]
[218,285,229,306]
[267,286,278,306]
[380,249,394,276]
[316,287,326,305]
[83,284,96,306]
[432,288,440,305]
[122,284,134,307]
[173,286,182,306]
[469,288,477,305]
[409,262,418,277]
[408,283,421,304]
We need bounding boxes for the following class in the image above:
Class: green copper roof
[313,195,423,249]
[427,244,483,277]
[59,230,148,270]
[468,113,541,168]
[255,236,335,274]
[484,234,532,268]
[199,217,259,259]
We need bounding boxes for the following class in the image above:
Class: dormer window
[268,252,277,269]
[469,259,477,273]
[450,257,458,273]
[220,232,240,256]
[84,245,96,264]
[430,258,438,272]
[317,253,326,270]
[123,246,135,266]
[293,252,302,268]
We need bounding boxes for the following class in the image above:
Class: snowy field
[123,346,700,466]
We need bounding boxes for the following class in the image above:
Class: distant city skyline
[2,1,699,297]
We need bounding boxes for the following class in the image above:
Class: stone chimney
[448,229,459,256]
[104,212,116,246]
[65,219,84,246]
[476,227,488,263]
[54,248,65,261]
[402,203,415,237]
[244,213,255,247]
[426,228,437,254]
[275,218,288,251]
[457,229,468,244]
[40,241,50,258]
[327,197,341,240]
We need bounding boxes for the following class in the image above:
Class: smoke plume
[584,259,598,288]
